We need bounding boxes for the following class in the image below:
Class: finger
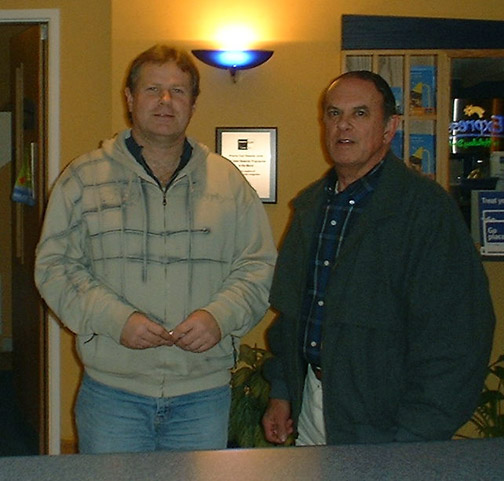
[157,328,174,342]
[170,325,191,343]
[146,322,172,339]
[276,429,288,443]
[178,332,209,352]
[177,338,205,352]
[140,327,173,348]
[140,321,172,344]
[129,335,151,350]
[264,424,281,443]
[268,420,285,443]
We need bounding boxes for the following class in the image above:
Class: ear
[383,115,400,144]
[124,87,134,112]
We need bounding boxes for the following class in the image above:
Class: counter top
[1,438,503,481]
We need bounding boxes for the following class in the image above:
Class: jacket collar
[293,151,410,259]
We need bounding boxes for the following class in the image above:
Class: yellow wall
[109,0,504,353]
[5,0,504,448]
[111,0,504,445]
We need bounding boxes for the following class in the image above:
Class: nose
[336,115,352,131]
[159,89,171,103]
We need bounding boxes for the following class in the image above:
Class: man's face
[323,76,398,179]
[125,61,195,146]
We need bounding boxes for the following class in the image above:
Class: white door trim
[0,8,61,455]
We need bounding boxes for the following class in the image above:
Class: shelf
[342,50,447,188]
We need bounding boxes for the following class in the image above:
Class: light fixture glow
[215,25,256,50]
[191,49,273,82]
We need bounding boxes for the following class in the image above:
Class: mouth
[337,138,354,144]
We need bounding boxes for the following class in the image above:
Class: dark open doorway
[0,21,48,456]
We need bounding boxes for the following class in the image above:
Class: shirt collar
[125,133,193,181]
[325,158,386,197]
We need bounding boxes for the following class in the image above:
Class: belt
[310,364,322,381]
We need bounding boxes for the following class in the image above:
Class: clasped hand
[120,310,221,352]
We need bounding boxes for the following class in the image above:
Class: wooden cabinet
[342,50,504,199]
[343,49,504,245]
[342,50,451,189]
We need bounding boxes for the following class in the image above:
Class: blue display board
[472,190,504,256]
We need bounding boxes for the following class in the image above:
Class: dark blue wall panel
[342,15,504,50]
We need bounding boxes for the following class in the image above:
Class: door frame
[1,9,61,455]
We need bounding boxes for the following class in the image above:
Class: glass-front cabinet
[342,50,504,251]
[343,50,449,187]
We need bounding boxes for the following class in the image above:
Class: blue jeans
[75,374,231,454]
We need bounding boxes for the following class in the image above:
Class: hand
[170,310,221,353]
[120,312,174,349]
[262,398,294,444]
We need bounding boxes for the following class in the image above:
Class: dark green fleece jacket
[264,152,495,444]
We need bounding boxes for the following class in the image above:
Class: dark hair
[125,45,200,102]
[324,70,398,120]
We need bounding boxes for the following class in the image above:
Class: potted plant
[228,343,275,448]
[467,354,504,438]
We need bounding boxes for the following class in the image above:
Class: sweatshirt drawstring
[185,173,194,317]
[92,167,105,276]
[119,176,130,293]
[140,180,149,283]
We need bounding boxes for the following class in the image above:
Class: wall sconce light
[191,49,273,82]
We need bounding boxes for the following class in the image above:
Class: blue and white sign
[473,191,504,255]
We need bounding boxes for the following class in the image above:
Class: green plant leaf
[480,390,504,404]
[239,344,258,367]
[492,354,504,365]
[229,343,274,448]
[469,353,504,438]
[491,366,504,381]
[231,366,253,387]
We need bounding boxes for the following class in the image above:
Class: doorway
[0,21,47,457]
[0,9,60,456]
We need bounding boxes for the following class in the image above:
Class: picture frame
[216,127,277,203]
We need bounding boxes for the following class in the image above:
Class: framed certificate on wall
[216,127,277,203]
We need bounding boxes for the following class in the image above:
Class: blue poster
[475,191,504,255]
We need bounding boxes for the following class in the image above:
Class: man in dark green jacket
[262,71,495,445]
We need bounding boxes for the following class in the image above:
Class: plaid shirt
[302,161,385,368]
